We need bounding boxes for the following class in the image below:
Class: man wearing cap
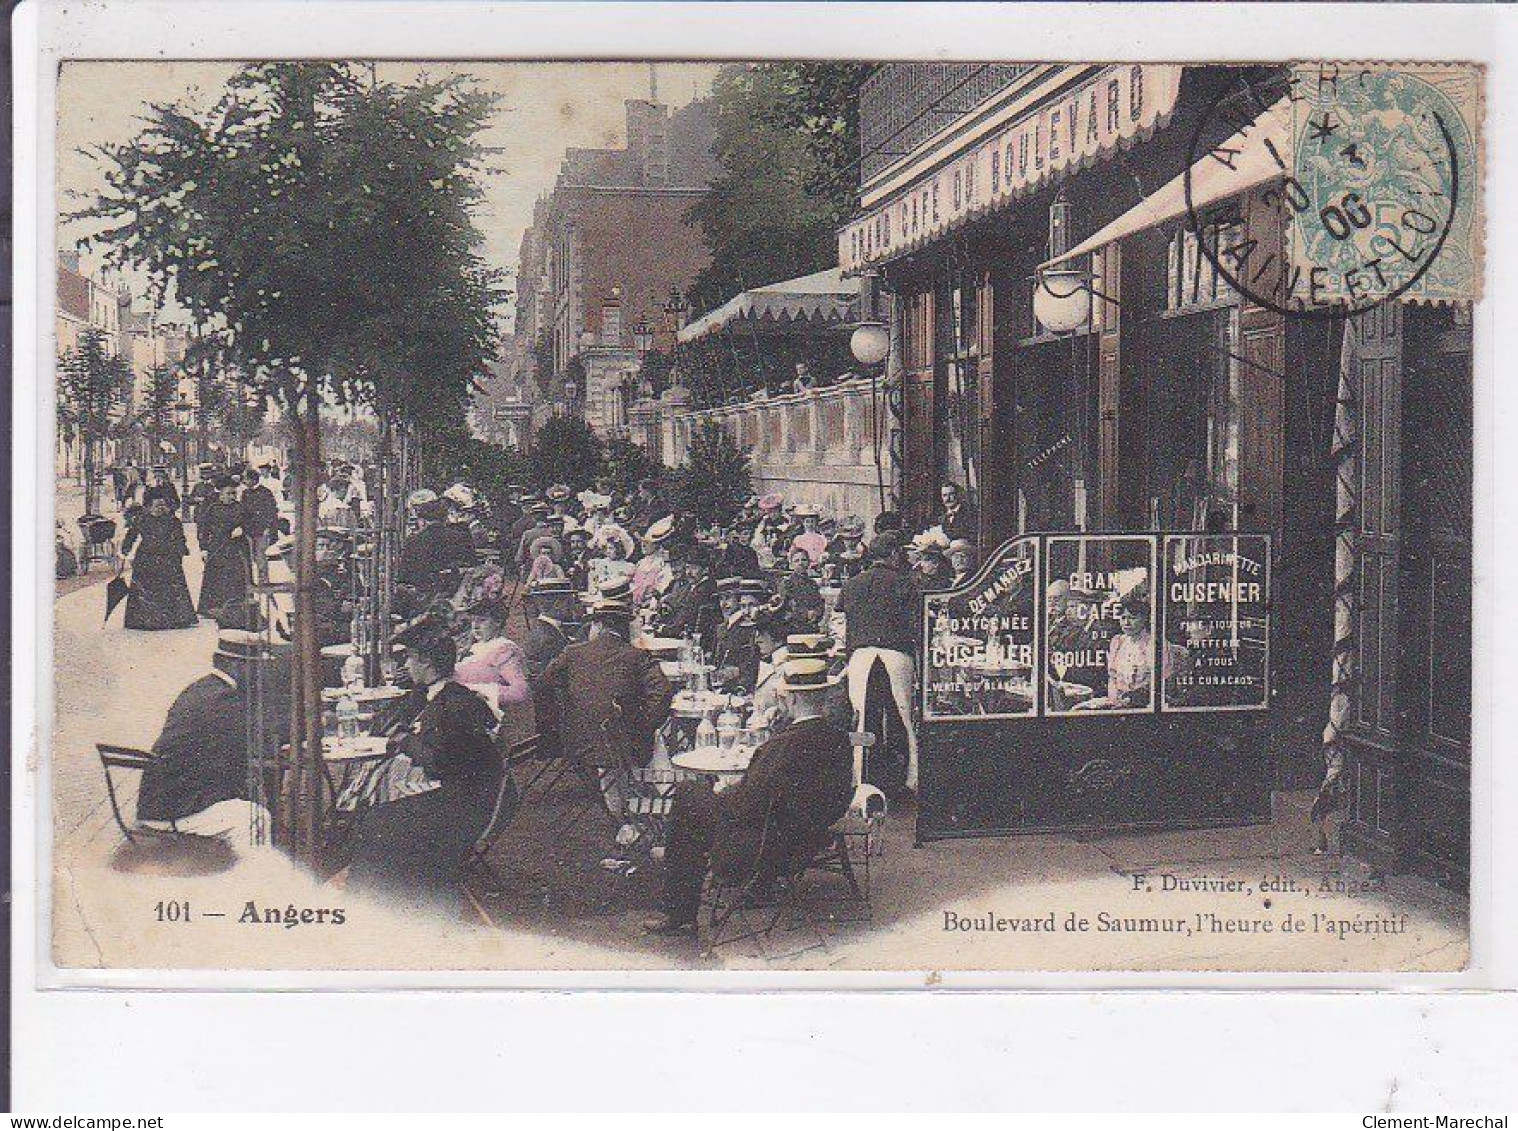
[838,531,921,793]
[398,495,479,598]
[773,546,826,634]
[523,577,580,683]
[642,654,854,936]
[712,577,769,693]
[349,630,505,909]
[188,465,218,530]
[631,516,676,608]
[135,632,292,844]
[533,580,673,846]
[239,466,279,584]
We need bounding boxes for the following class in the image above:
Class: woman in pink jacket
[454,597,530,716]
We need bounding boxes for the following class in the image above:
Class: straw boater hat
[738,577,772,600]
[527,576,576,599]
[644,515,676,545]
[546,483,572,503]
[778,655,844,693]
[586,576,634,615]
[715,576,744,596]
[835,516,866,541]
[265,533,297,560]
[443,483,477,509]
[527,499,551,516]
[785,633,834,661]
[793,503,821,519]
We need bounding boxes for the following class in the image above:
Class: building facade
[842,63,1473,886]
[513,96,717,436]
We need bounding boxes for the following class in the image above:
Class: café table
[321,685,408,707]
[671,743,756,780]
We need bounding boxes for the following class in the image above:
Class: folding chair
[96,743,192,844]
[462,732,535,913]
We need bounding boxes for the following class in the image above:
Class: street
[49,548,1468,973]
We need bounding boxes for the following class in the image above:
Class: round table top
[323,735,390,763]
[637,636,685,654]
[672,744,755,775]
[322,684,407,704]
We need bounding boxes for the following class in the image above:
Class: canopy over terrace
[677,267,862,344]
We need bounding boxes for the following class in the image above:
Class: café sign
[840,64,1184,274]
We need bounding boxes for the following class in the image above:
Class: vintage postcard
[42,51,1482,979]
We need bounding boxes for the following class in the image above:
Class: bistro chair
[95,742,205,845]
[461,731,538,924]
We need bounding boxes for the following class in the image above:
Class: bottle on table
[335,689,361,740]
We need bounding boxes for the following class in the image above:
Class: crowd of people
[122,455,990,934]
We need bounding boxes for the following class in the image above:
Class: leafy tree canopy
[685,62,869,317]
[76,62,505,430]
[667,419,751,527]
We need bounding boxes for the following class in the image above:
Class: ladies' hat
[758,492,785,514]
[443,483,477,509]
[793,503,821,519]
[545,483,572,502]
[835,516,866,540]
[529,535,564,561]
[593,523,635,558]
[912,525,951,552]
[779,656,843,692]
[578,489,612,511]
[644,515,676,544]
[407,488,439,510]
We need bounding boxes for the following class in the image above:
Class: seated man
[136,632,291,845]
[347,630,506,912]
[642,656,854,936]
[533,579,673,859]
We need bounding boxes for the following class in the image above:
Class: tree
[686,63,869,316]
[668,419,751,527]
[420,427,526,503]
[527,415,605,492]
[57,329,132,513]
[603,435,660,499]
[140,361,179,465]
[80,62,503,861]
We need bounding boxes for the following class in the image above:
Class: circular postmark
[1185,66,1466,319]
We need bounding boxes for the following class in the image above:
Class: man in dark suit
[522,576,581,683]
[642,656,855,935]
[397,497,479,598]
[238,466,279,583]
[349,630,506,910]
[137,634,291,837]
[533,580,673,846]
[932,482,978,546]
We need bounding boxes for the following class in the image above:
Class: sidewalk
[47,560,1469,975]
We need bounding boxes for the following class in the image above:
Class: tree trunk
[278,392,326,866]
[83,430,98,516]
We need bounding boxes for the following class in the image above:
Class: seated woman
[348,631,507,912]
[454,596,530,718]
[1081,591,1189,710]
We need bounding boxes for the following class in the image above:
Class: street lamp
[631,318,654,357]
[172,397,194,494]
[661,287,689,334]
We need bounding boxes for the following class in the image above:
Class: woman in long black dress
[197,476,255,629]
[121,496,198,630]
